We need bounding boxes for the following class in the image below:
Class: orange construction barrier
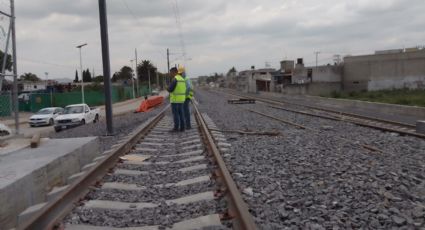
[135,96,164,113]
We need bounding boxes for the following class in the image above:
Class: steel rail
[239,106,383,153]
[246,108,310,130]
[18,105,170,230]
[219,90,425,139]
[193,103,257,230]
[221,90,416,129]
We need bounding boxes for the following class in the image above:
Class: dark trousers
[171,103,185,130]
[183,99,191,128]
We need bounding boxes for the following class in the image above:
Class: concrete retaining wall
[279,83,341,96]
[343,50,425,91]
[0,137,100,229]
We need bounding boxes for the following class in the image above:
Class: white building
[20,81,47,92]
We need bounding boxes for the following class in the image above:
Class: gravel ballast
[196,89,425,229]
[64,115,230,229]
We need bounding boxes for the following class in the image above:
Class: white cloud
[0,0,422,79]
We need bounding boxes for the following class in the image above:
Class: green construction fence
[15,85,152,113]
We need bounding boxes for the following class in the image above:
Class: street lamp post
[44,72,48,88]
[45,72,53,106]
[130,60,135,99]
[147,66,151,94]
[76,43,87,103]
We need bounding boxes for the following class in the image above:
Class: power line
[171,0,187,62]
[120,0,166,59]
[20,57,103,73]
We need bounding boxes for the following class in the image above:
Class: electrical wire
[120,0,166,60]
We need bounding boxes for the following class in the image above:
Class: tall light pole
[130,59,135,99]
[167,48,170,85]
[147,66,151,94]
[11,0,19,134]
[76,43,87,103]
[98,0,114,135]
[44,72,48,88]
[135,48,139,97]
[314,51,321,68]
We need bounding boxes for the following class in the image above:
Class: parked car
[29,107,64,127]
[151,89,160,96]
[54,104,100,132]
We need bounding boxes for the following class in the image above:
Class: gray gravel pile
[66,200,227,228]
[49,103,168,151]
[87,181,213,202]
[244,101,425,159]
[196,89,425,229]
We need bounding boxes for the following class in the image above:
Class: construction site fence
[0,85,151,115]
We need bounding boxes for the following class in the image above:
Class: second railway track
[19,103,256,230]
[218,89,425,139]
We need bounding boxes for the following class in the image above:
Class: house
[18,81,47,92]
[234,67,276,93]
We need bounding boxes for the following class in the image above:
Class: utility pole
[45,72,48,88]
[98,0,114,135]
[135,48,139,97]
[0,20,11,91]
[130,59,135,99]
[76,43,87,103]
[11,0,19,134]
[314,51,321,68]
[155,68,159,89]
[167,48,170,85]
[147,66,151,94]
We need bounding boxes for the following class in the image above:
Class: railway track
[19,103,256,230]
[218,90,425,139]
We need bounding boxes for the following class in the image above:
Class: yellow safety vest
[170,75,186,103]
[186,78,194,100]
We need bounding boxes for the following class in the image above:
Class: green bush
[324,88,425,107]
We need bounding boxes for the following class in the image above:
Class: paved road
[5,92,169,138]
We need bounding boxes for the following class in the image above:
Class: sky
[0,0,424,80]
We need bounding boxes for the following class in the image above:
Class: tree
[137,60,156,84]
[19,73,41,82]
[112,66,133,83]
[92,75,104,83]
[74,70,79,83]
[227,67,237,75]
[83,68,92,82]
[0,49,12,72]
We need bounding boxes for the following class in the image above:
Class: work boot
[186,126,192,130]
[179,128,185,132]
[169,128,179,132]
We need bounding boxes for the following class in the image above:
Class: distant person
[178,66,194,129]
[167,67,186,132]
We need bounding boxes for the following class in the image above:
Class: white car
[54,104,100,132]
[29,107,64,127]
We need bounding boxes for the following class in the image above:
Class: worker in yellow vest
[167,67,187,132]
[178,66,194,129]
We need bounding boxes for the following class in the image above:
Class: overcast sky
[0,0,424,79]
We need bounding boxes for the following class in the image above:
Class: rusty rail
[193,103,257,230]
[219,90,425,139]
[18,105,169,230]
